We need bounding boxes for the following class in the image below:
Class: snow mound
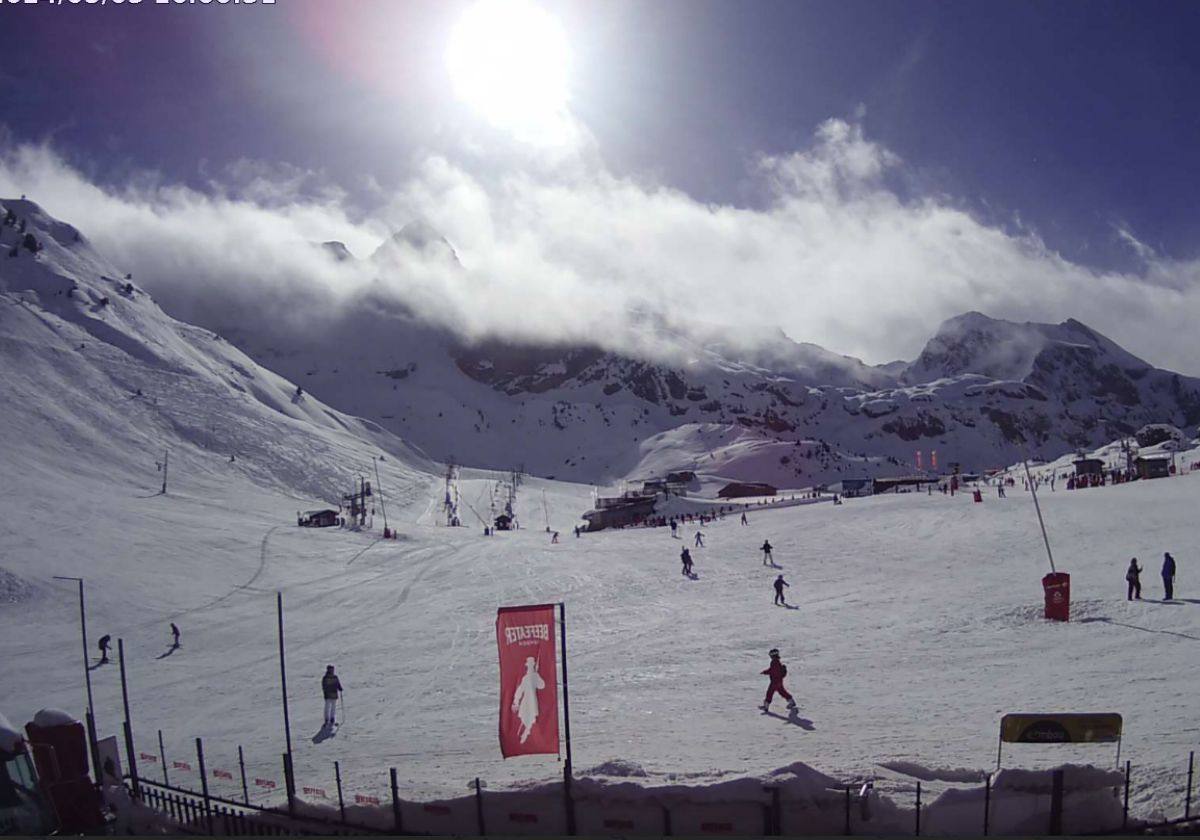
[32,708,77,727]
[0,710,24,754]
[879,760,988,783]
[993,764,1123,793]
[0,567,36,605]
[580,759,650,778]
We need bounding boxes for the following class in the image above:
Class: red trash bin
[1043,572,1070,621]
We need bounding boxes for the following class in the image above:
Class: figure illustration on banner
[511,656,546,743]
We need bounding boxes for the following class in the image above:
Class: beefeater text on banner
[496,603,559,757]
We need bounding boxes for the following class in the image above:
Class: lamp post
[52,575,102,783]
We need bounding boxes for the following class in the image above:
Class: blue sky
[2,1,1199,370]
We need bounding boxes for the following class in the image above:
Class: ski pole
[340,694,346,725]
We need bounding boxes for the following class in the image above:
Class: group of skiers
[1126,553,1178,600]
[96,623,180,664]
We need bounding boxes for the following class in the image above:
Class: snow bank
[879,760,988,783]
[32,708,78,727]
[0,710,24,755]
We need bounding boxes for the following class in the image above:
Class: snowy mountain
[214,221,1200,487]
[6,200,1199,496]
[0,197,436,509]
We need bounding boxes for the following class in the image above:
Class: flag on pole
[496,604,560,757]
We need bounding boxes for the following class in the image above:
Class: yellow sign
[1000,713,1122,744]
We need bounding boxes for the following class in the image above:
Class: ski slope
[3,451,1199,825]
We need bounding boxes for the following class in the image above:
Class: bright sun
[446,0,572,143]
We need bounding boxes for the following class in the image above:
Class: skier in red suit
[760,648,797,711]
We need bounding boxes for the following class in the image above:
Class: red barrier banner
[302,786,327,798]
[496,604,559,758]
[139,752,158,763]
[213,769,234,780]
[354,794,380,806]
[255,778,276,790]
[172,761,192,771]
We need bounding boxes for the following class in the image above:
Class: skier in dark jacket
[680,548,694,576]
[761,540,774,565]
[170,622,180,647]
[322,665,343,726]
[760,648,797,711]
[98,634,111,664]
[773,575,789,606]
[1162,552,1177,600]
[1126,558,1142,600]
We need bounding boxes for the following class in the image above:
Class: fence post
[195,738,213,834]
[1048,768,1063,835]
[159,730,169,786]
[474,777,486,835]
[282,753,295,816]
[983,773,990,836]
[767,785,781,835]
[238,745,249,805]
[390,767,403,833]
[1187,751,1194,820]
[844,785,851,835]
[335,761,345,823]
[117,639,140,799]
[662,802,672,836]
[915,781,921,836]
[1122,760,1131,830]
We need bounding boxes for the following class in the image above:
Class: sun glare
[446,0,572,144]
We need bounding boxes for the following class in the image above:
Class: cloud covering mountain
[1,119,1198,375]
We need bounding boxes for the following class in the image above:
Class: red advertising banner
[496,604,559,757]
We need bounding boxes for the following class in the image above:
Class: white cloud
[2,119,1199,376]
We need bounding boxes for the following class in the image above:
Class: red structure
[1043,572,1071,622]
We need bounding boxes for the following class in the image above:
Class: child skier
[694,531,704,548]
[773,575,789,606]
[1126,558,1143,600]
[322,665,343,727]
[761,540,774,565]
[760,648,797,711]
[680,548,694,576]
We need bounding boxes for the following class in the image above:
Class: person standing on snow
[1126,558,1143,600]
[773,574,789,606]
[761,540,774,565]
[680,547,694,576]
[98,634,111,664]
[760,648,797,711]
[1162,552,1177,600]
[321,665,343,727]
[740,512,748,526]
[694,531,705,548]
[670,520,678,539]
[170,623,180,648]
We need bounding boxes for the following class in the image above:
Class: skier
[680,547,694,576]
[773,575,789,606]
[321,665,343,727]
[1126,558,1143,601]
[98,634,111,664]
[1162,552,1177,600]
[740,512,749,526]
[760,648,797,711]
[694,531,705,548]
[551,531,559,544]
[670,520,678,539]
[574,526,581,538]
[170,622,180,648]
[761,540,774,566]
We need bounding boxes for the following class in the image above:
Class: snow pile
[33,708,77,727]
[0,567,36,605]
[0,710,24,755]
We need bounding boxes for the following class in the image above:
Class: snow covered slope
[0,197,438,513]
